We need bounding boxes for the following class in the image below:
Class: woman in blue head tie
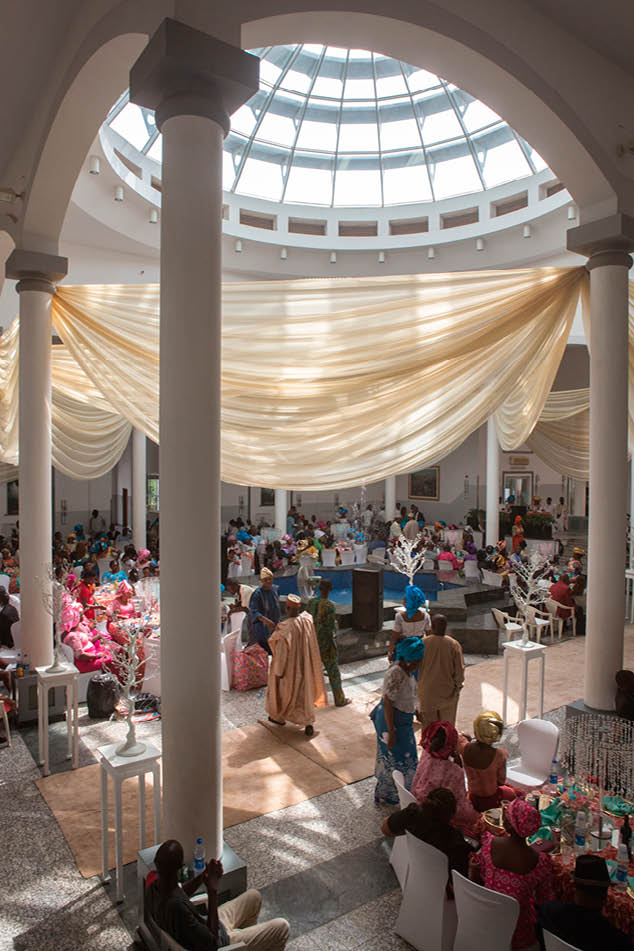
[370,636,425,803]
[390,585,430,658]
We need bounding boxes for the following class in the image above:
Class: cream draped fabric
[0,320,131,481]
[526,409,590,480]
[0,267,592,488]
[46,268,586,490]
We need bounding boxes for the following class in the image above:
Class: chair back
[543,930,583,951]
[464,560,481,580]
[0,573,10,590]
[372,547,386,563]
[354,544,368,564]
[321,549,337,567]
[9,619,21,651]
[545,598,559,619]
[481,569,503,587]
[517,718,559,777]
[393,769,417,807]
[437,560,454,574]
[423,559,435,570]
[340,549,355,565]
[394,834,457,951]
[452,870,519,951]
[221,629,242,691]
[240,554,252,574]
[229,610,246,635]
[491,608,506,632]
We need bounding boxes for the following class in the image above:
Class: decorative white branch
[109,609,147,757]
[508,551,554,617]
[390,532,426,585]
[37,563,68,672]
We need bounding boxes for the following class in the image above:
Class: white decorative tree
[508,551,554,644]
[390,533,426,584]
[109,613,147,757]
[38,563,68,672]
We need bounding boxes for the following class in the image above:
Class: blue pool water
[275,568,458,606]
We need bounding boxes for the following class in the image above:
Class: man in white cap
[266,594,327,736]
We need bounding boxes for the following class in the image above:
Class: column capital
[129,18,259,135]
[6,248,68,294]
[566,212,634,265]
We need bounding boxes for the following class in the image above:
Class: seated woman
[107,580,145,687]
[101,559,127,584]
[60,592,115,674]
[461,710,521,811]
[438,544,458,569]
[75,567,98,621]
[389,584,431,657]
[411,722,480,833]
[382,787,475,887]
[475,798,554,950]
[370,637,424,803]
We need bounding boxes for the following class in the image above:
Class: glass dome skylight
[106,44,548,208]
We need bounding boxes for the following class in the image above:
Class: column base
[565,698,619,718]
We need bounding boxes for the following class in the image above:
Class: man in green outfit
[306,578,351,708]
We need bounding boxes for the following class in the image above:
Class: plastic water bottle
[193,837,206,876]
[615,843,629,892]
[574,811,586,854]
[22,652,30,673]
[548,759,558,785]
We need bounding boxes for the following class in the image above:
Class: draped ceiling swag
[0,266,620,490]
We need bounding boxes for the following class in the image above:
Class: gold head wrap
[473,710,504,744]
[260,567,274,581]
[286,593,301,604]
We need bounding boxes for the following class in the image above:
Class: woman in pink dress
[60,592,115,674]
[476,798,555,949]
[411,721,480,833]
[107,582,145,687]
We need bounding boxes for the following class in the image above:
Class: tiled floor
[1,634,587,951]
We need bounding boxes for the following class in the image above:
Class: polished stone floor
[1,643,570,951]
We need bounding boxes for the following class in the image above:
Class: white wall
[53,469,112,534]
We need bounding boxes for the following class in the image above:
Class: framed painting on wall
[409,467,440,501]
[260,488,275,507]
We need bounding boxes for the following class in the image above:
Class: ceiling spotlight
[280,247,288,260]
[234,238,243,253]
[567,205,577,220]
[427,247,435,260]
[114,185,124,202]
[475,237,485,251]
[0,187,24,203]
[378,251,385,263]
[149,208,159,224]
[88,155,100,175]
[522,224,532,238]
[330,251,337,264]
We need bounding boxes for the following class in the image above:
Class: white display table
[98,740,161,902]
[502,639,546,724]
[36,663,79,776]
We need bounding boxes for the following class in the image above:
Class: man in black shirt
[146,839,289,951]
[0,587,18,649]
[537,854,631,951]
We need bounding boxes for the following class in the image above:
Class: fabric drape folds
[0,268,592,487]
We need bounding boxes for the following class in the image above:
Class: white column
[132,428,147,550]
[630,460,634,569]
[584,250,631,708]
[6,250,67,667]
[384,475,396,520]
[486,417,500,547]
[275,488,288,538]
[130,21,258,858]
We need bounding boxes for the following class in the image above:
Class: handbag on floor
[232,644,269,691]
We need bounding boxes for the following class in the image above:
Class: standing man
[417,614,464,727]
[266,594,327,736]
[88,508,106,536]
[403,513,420,541]
[306,578,350,708]
[249,567,280,655]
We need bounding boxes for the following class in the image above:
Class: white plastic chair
[0,573,10,590]
[354,544,368,564]
[394,833,457,951]
[543,930,583,951]
[546,599,576,639]
[390,769,418,890]
[452,870,519,951]
[492,608,524,641]
[506,717,560,791]
[524,605,552,643]
[340,550,355,566]
[463,560,481,582]
[321,549,337,567]
[437,560,455,574]
[240,554,253,575]
[481,569,504,588]
[221,629,242,691]
[423,558,435,570]
[372,546,386,563]
[229,610,246,635]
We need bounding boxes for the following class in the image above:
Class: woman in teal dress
[370,637,425,804]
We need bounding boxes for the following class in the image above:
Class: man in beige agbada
[266,594,327,737]
[417,613,465,728]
